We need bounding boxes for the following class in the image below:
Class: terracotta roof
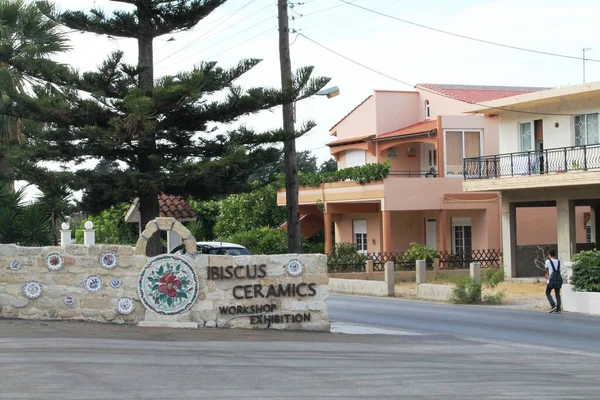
[329,95,373,132]
[158,194,196,220]
[375,120,437,140]
[417,83,549,104]
[327,134,375,147]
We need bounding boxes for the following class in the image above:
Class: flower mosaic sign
[138,254,199,316]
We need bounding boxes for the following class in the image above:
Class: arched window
[425,100,431,119]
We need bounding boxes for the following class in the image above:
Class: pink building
[278,84,587,261]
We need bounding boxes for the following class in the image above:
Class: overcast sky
[17,0,600,198]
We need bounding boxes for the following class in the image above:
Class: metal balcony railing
[463,144,600,180]
[389,169,438,178]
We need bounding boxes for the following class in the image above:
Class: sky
[16,0,600,199]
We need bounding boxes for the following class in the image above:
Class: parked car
[170,241,251,256]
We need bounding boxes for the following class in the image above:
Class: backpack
[548,259,563,289]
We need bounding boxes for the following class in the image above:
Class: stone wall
[0,243,329,331]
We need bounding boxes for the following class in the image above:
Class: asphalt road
[1,319,600,399]
[329,294,600,354]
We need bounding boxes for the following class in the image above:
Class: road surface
[329,294,600,354]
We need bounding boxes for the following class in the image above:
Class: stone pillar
[470,262,481,284]
[415,260,427,284]
[557,199,576,262]
[501,201,517,278]
[365,259,374,274]
[324,212,333,255]
[167,230,183,252]
[60,222,71,247]
[83,221,95,246]
[384,261,395,296]
[382,210,391,252]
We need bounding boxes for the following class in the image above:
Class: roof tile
[375,120,437,140]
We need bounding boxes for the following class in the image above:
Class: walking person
[545,248,563,313]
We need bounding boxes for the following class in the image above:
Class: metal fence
[463,144,600,179]
[439,249,502,269]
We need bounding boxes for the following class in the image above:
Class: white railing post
[60,222,72,247]
[83,221,96,246]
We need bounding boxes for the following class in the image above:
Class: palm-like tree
[0,0,69,186]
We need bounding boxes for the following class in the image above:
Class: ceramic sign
[46,253,64,271]
[110,278,121,288]
[116,297,135,315]
[85,275,103,293]
[100,251,118,269]
[64,295,75,306]
[286,259,303,277]
[23,281,42,299]
[138,254,199,316]
[9,259,20,271]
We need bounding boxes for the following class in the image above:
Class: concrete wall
[562,284,600,315]
[328,269,470,282]
[328,278,390,297]
[0,244,329,331]
[416,284,453,302]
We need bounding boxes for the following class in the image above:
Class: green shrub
[223,227,320,255]
[571,250,600,292]
[277,161,391,188]
[482,267,505,289]
[404,242,438,262]
[483,291,505,305]
[327,242,368,272]
[450,277,482,304]
[74,203,138,245]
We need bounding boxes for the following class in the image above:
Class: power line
[156,0,263,65]
[298,33,580,116]
[205,26,276,59]
[339,0,600,63]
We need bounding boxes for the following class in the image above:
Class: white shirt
[545,258,560,284]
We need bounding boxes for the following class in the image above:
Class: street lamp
[316,86,341,99]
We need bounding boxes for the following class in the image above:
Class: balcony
[389,169,438,178]
[462,144,600,191]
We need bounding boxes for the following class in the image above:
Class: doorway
[535,119,544,173]
[425,218,437,249]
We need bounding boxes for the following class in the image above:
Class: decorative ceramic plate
[138,254,199,316]
[64,295,75,306]
[9,259,20,271]
[116,297,135,315]
[99,251,118,269]
[23,281,42,299]
[286,259,303,277]
[110,278,121,288]
[46,253,64,271]
[84,275,103,293]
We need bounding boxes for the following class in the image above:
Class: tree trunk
[278,0,301,254]
[137,2,162,256]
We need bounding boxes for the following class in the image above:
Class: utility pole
[583,48,592,84]
[278,0,301,253]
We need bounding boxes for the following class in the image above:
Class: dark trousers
[546,284,561,309]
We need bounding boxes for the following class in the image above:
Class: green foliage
[404,242,439,262]
[186,199,220,241]
[223,227,319,255]
[450,277,482,304]
[74,203,138,245]
[277,161,390,188]
[249,150,319,185]
[318,158,337,173]
[482,267,505,289]
[213,184,285,238]
[18,202,52,246]
[327,242,369,272]
[571,250,600,292]
[483,291,505,305]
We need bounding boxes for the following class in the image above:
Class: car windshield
[203,247,250,256]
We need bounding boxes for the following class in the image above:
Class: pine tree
[2,1,329,255]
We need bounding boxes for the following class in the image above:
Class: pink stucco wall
[334,213,381,253]
[517,206,589,245]
[382,143,423,171]
[374,91,420,135]
[383,177,464,210]
[441,114,500,157]
[330,96,376,140]
[417,89,473,119]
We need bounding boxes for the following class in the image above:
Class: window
[452,217,472,254]
[444,130,482,176]
[425,100,431,120]
[519,121,534,151]
[346,149,366,168]
[428,149,437,168]
[353,220,367,253]
[586,223,593,243]
[574,113,599,146]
